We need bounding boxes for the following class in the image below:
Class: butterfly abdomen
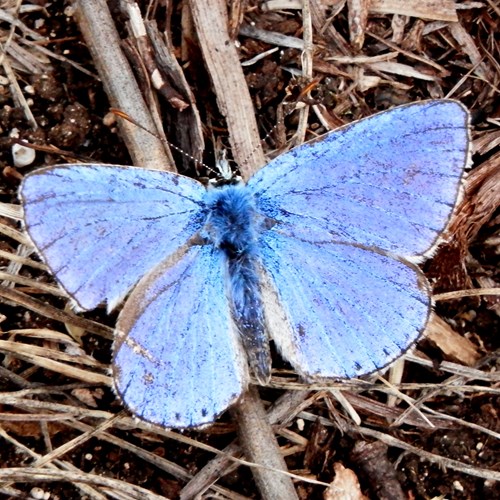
[204,185,271,384]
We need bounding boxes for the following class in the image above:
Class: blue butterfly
[20,100,469,428]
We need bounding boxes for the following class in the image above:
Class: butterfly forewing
[248,100,469,257]
[21,164,206,311]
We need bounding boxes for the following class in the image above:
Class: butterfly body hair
[203,184,271,384]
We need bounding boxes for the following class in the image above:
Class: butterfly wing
[249,100,469,257]
[113,244,248,428]
[20,164,206,311]
[259,232,430,378]
[249,100,469,378]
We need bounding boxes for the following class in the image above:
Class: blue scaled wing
[20,165,206,311]
[249,100,469,378]
[259,233,431,378]
[113,244,248,428]
[249,100,469,257]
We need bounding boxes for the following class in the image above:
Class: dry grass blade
[0,467,166,500]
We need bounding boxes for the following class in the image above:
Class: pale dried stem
[73,0,173,170]
[189,0,266,179]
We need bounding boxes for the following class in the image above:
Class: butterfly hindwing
[20,164,206,311]
[259,231,431,379]
[248,100,469,258]
[113,244,248,428]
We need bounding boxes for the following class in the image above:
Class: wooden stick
[231,387,299,500]
[188,0,266,179]
[73,0,173,171]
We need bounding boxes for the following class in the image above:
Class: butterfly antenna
[110,108,220,176]
[112,94,304,180]
[238,98,302,172]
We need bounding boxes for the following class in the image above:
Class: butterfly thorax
[203,184,271,384]
[203,184,258,255]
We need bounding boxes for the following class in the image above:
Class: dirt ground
[0,1,499,499]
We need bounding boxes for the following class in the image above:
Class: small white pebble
[103,112,116,127]
[453,480,464,492]
[296,418,304,431]
[30,487,49,500]
[12,143,36,167]
[476,441,484,451]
